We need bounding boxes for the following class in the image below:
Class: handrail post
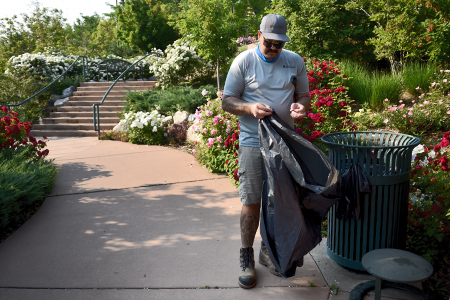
[93,52,157,139]
[83,57,86,82]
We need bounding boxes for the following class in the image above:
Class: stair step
[34,80,154,137]
[73,91,128,96]
[64,100,126,106]
[43,117,120,124]
[50,112,121,118]
[57,106,124,112]
[80,81,156,87]
[76,86,151,92]
[33,123,115,131]
[29,130,98,137]
[69,95,126,101]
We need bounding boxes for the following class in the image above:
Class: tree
[346,0,450,72]
[269,0,376,64]
[114,0,180,53]
[0,2,67,72]
[173,0,270,87]
[65,14,102,56]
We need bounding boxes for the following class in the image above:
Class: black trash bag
[337,163,371,220]
[259,114,340,278]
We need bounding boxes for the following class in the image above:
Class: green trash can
[321,131,420,271]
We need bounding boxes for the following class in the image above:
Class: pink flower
[203,129,208,134]
[403,114,406,117]
[217,136,222,142]
[202,89,208,96]
[383,119,389,123]
[447,111,450,114]
[410,119,414,123]
[206,110,213,116]
[384,98,389,102]
[415,86,420,90]
[192,149,197,155]
[408,111,413,116]
[444,79,448,83]
[399,100,403,103]
[211,129,217,135]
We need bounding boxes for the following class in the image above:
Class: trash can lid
[361,248,433,283]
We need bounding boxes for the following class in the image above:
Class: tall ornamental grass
[340,60,403,109]
[402,62,436,97]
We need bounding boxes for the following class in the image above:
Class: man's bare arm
[294,92,311,111]
[222,95,272,119]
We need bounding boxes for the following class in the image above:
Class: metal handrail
[93,52,157,138]
[4,55,88,112]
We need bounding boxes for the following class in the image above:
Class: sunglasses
[262,36,285,49]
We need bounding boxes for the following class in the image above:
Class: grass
[340,60,403,109]
[401,61,437,97]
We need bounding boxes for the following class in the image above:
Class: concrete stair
[30,81,156,137]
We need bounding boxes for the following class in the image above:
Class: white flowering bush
[118,110,172,145]
[5,50,154,82]
[148,39,207,89]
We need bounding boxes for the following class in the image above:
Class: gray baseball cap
[260,14,290,42]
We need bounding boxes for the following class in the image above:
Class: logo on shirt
[283,65,295,69]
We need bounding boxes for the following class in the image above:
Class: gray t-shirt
[223,47,309,147]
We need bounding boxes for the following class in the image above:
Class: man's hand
[251,103,273,119]
[290,102,307,119]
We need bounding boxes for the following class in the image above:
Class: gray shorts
[238,146,263,205]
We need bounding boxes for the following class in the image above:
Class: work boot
[259,242,282,277]
[239,247,256,289]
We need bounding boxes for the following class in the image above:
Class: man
[222,14,311,289]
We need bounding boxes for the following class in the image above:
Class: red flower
[233,169,239,181]
[431,204,441,213]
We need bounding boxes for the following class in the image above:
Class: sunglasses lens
[263,39,284,49]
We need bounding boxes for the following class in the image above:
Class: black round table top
[361,249,433,283]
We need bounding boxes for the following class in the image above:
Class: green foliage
[401,61,437,97]
[0,146,58,240]
[294,59,355,151]
[0,4,67,72]
[339,60,403,109]
[124,85,216,115]
[192,91,240,185]
[345,0,450,71]
[114,0,180,53]
[377,76,450,136]
[173,0,267,75]
[269,0,375,63]
[0,74,81,123]
[407,133,450,298]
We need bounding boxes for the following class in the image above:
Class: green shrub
[401,61,436,97]
[124,85,216,115]
[0,146,58,240]
[0,73,81,123]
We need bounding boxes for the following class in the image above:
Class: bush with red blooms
[407,132,450,295]
[294,59,356,151]
[0,106,49,160]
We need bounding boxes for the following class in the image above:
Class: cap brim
[261,32,290,42]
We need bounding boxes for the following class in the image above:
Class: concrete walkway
[0,137,421,300]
